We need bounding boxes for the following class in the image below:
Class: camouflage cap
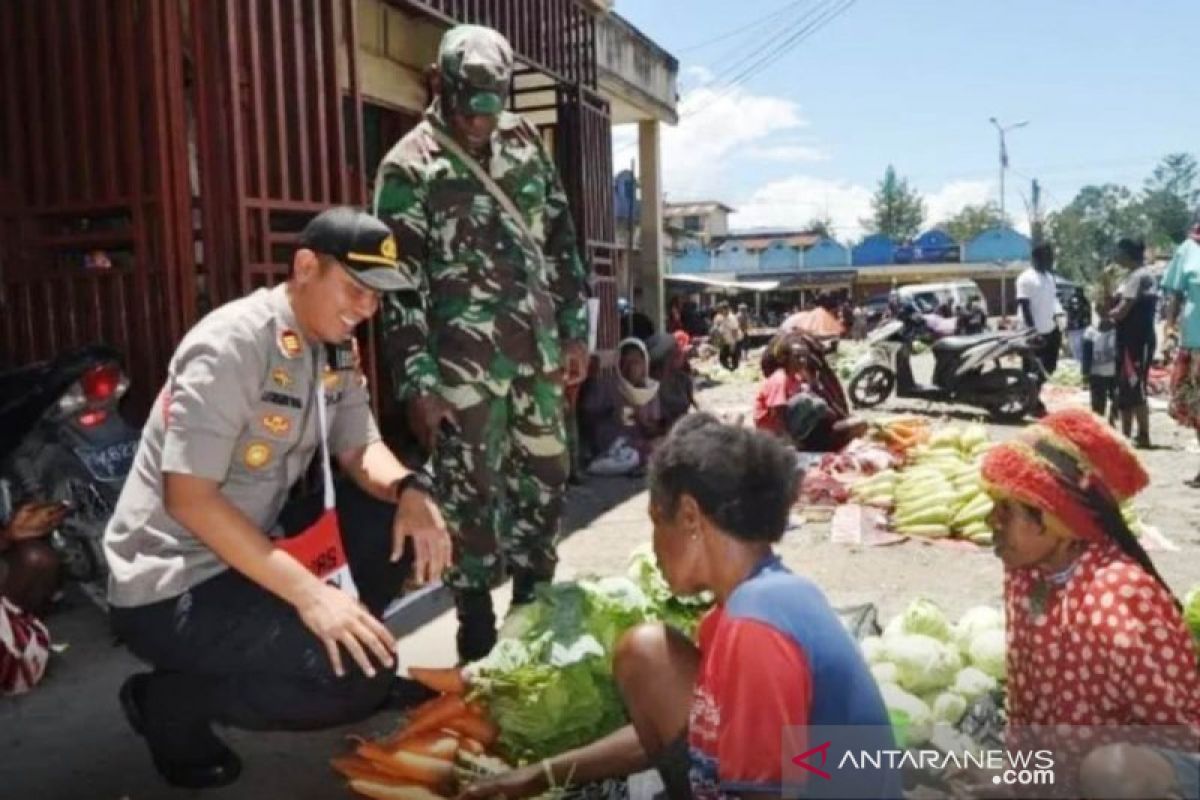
[438,25,512,115]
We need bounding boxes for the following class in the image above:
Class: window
[683,215,702,232]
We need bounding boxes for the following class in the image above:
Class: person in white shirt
[1016,243,1062,415]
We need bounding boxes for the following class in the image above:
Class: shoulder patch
[243,441,273,470]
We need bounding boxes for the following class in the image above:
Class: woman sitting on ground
[581,338,667,475]
[979,408,1200,797]
[755,332,868,452]
[462,415,900,800]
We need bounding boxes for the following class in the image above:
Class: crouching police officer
[104,207,451,789]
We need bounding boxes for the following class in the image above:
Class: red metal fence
[0,0,194,412]
[1,0,617,419]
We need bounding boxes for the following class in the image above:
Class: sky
[612,0,1200,240]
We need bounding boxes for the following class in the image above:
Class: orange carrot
[398,694,468,741]
[331,755,400,783]
[457,736,486,755]
[349,779,449,800]
[357,742,455,788]
[385,732,459,761]
[443,713,498,746]
[408,666,467,695]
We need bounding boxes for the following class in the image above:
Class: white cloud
[732,176,874,237]
[923,180,996,227]
[615,81,811,199]
[746,144,829,163]
[613,81,1009,241]
[730,175,1008,241]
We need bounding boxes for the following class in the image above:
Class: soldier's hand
[562,340,590,387]
[408,394,457,453]
[294,582,396,679]
[393,487,452,585]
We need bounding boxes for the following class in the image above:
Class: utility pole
[989,117,1028,322]
[1030,178,1042,243]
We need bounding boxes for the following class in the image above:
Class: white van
[896,280,988,316]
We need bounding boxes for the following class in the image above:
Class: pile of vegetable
[333,549,712,799]
[851,423,995,545]
[868,416,932,457]
[862,599,1006,748]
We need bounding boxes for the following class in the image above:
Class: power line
[673,0,811,53]
[681,0,858,119]
[688,0,824,93]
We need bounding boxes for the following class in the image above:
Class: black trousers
[110,481,412,758]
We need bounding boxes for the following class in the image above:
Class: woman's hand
[6,502,69,541]
[457,763,548,800]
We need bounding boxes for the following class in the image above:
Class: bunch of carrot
[873,417,931,456]
[332,667,501,800]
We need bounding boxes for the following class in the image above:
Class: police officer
[104,207,451,789]
[374,26,589,662]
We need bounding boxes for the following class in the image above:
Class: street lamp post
[989,117,1028,320]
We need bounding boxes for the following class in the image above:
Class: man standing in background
[1016,242,1063,415]
[374,25,589,663]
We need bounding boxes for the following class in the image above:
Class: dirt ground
[3,352,1199,799]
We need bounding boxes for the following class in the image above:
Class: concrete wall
[672,245,711,273]
[356,0,440,113]
[597,12,678,124]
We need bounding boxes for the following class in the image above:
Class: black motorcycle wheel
[986,368,1036,422]
[849,366,895,408]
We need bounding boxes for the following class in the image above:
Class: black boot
[510,570,551,607]
[455,590,497,664]
[119,673,242,790]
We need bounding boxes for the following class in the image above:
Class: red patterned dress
[1004,542,1200,780]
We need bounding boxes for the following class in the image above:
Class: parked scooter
[847,306,1046,422]
[0,345,140,606]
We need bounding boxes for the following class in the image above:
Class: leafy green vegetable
[1184,586,1200,648]
[469,552,714,763]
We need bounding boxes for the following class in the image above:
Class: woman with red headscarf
[978,409,1200,797]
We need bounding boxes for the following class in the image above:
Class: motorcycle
[846,307,1046,422]
[0,345,141,606]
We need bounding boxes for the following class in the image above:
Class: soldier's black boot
[510,570,551,607]
[455,590,497,664]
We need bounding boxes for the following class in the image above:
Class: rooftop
[664,201,736,216]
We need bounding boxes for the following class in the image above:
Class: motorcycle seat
[932,332,1007,354]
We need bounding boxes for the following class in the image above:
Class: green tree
[1047,184,1147,282]
[806,214,835,239]
[1142,152,1199,248]
[861,165,925,239]
[937,202,1010,243]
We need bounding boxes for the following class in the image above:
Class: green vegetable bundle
[466,552,713,763]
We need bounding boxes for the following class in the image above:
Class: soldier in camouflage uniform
[373,25,590,662]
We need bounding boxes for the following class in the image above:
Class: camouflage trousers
[434,368,569,591]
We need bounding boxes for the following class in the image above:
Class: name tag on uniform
[261,391,303,409]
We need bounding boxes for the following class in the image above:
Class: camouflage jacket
[373,105,588,399]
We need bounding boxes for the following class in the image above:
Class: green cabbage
[883,633,962,694]
[952,666,998,702]
[860,636,886,664]
[472,554,714,762]
[899,598,953,642]
[931,691,968,725]
[878,683,932,746]
[967,628,1006,680]
[952,606,1004,656]
[1184,586,1200,645]
[871,662,898,685]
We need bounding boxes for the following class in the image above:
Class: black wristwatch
[392,471,434,503]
